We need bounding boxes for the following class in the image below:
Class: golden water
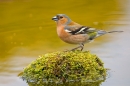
[0,0,130,86]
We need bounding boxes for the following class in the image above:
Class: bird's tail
[96,30,123,38]
[96,30,107,37]
[107,31,123,33]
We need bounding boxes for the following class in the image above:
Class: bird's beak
[52,16,58,21]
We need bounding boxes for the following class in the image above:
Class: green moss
[20,50,106,85]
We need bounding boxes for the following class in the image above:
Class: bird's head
[52,14,72,25]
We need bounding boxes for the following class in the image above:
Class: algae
[19,50,106,85]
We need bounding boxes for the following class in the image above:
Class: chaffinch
[52,14,123,51]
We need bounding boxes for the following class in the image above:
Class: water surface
[0,0,130,86]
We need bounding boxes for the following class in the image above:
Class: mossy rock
[19,50,106,85]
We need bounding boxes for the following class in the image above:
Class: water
[0,0,130,86]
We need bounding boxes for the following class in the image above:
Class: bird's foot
[71,44,84,51]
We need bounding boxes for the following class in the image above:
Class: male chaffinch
[52,14,123,51]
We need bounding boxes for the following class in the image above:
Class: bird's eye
[60,16,63,19]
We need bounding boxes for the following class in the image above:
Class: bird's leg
[80,43,84,51]
[71,43,84,51]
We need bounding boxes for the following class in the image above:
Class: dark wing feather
[64,25,96,35]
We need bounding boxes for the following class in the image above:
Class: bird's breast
[57,26,70,38]
[57,26,89,44]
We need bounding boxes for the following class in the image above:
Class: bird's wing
[64,25,107,40]
[64,25,97,35]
